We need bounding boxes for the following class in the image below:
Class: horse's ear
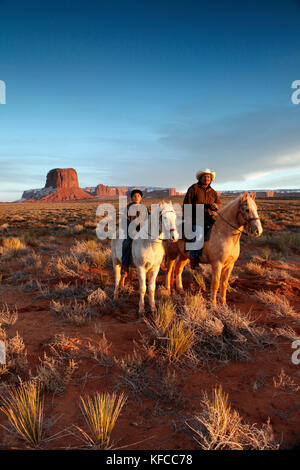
[251,192,256,200]
[242,192,248,202]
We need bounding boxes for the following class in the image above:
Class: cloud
[158,105,300,188]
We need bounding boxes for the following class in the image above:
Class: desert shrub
[256,290,297,318]
[37,281,94,300]
[1,237,29,258]
[0,304,18,328]
[182,298,262,363]
[0,332,29,378]
[75,392,127,449]
[35,353,77,394]
[87,333,113,368]
[187,385,278,450]
[50,299,96,326]
[0,380,43,448]
[87,288,108,306]
[273,368,300,392]
[245,261,266,276]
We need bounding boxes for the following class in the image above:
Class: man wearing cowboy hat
[183,168,221,269]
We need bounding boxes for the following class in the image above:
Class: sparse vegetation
[0,381,44,448]
[75,392,127,449]
[187,385,278,450]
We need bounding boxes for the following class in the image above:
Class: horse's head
[159,200,179,242]
[238,192,263,237]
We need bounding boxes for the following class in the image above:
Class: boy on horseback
[183,168,221,269]
[121,188,149,273]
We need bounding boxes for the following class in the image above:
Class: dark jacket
[126,202,149,237]
[183,182,221,226]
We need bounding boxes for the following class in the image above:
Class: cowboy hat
[196,168,216,181]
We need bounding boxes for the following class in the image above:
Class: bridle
[146,208,178,242]
[216,200,261,237]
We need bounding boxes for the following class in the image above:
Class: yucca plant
[167,320,194,362]
[0,381,43,447]
[75,392,127,449]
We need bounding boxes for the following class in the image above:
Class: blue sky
[0,0,300,201]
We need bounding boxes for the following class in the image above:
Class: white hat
[196,168,216,181]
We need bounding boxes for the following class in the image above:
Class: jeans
[122,238,132,272]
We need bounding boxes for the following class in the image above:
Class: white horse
[111,201,178,314]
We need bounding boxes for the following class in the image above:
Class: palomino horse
[111,201,178,314]
[163,192,262,305]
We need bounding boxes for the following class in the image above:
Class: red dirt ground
[0,253,300,450]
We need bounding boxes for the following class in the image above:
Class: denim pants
[122,238,133,272]
[188,224,204,260]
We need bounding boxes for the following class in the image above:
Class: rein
[216,201,260,238]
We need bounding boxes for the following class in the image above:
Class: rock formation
[21,168,94,202]
[45,168,79,189]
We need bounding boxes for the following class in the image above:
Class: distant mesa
[45,168,79,189]
[21,168,94,202]
[20,168,179,202]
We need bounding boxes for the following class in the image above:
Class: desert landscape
[0,194,299,450]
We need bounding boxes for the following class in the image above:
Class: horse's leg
[210,261,223,305]
[175,257,189,294]
[220,263,234,304]
[136,266,147,314]
[120,270,127,287]
[165,258,176,294]
[113,263,122,300]
[148,265,160,313]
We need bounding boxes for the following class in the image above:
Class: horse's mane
[219,194,243,214]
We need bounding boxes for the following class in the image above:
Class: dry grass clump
[75,392,127,449]
[35,353,77,394]
[154,297,176,334]
[2,237,26,252]
[0,332,29,378]
[50,299,96,326]
[87,333,113,368]
[181,297,261,363]
[167,320,194,362]
[49,254,91,278]
[19,252,43,274]
[37,281,94,300]
[1,237,30,259]
[192,271,206,291]
[245,261,266,276]
[48,241,110,278]
[256,290,297,318]
[273,368,300,393]
[264,232,300,253]
[0,304,18,328]
[87,288,108,306]
[187,385,278,450]
[70,240,109,269]
[0,380,43,448]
